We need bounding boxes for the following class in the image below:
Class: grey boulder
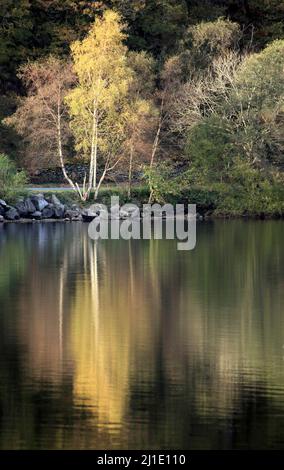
[82,208,100,222]
[50,194,62,206]
[0,199,8,211]
[15,197,36,216]
[119,206,140,219]
[42,205,55,219]
[14,200,28,216]
[15,198,36,217]
[54,204,65,218]
[65,209,82,221]
[31,211,42,220]
[45,195,66,218]
[31,194,49,211]
[5,207,20,220]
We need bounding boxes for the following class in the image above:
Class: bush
[0,154,27,201]
[215,182,284,218]
[143,163,180,203]
[97,185,150,206]
[185,116,234,183]
[181,18,241,72]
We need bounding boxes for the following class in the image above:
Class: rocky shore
[0,194,205,223]
[0,194,87,223]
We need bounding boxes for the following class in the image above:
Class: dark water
[0,220,284,449]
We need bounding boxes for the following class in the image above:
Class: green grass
[26,181,284,218]
[27,185,150,207]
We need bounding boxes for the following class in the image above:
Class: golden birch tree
[66,9,133,200]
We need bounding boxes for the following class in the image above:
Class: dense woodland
[0,1,284,214]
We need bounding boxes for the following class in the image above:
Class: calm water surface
[0,221,283,449]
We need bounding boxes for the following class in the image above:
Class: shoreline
[1,193,284,224]
[1,214,284,224]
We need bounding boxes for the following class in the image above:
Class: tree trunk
[88,99,98,196]
[128,144,134,199]
[148,117,162,203]
[148,188,154,204]
[93,156,122,200]
[56,98,83,199]
[94,167,107,200]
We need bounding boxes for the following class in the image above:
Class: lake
[0,220,284,449]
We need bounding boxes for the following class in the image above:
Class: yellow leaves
[66,9,134,160]
[70,9,127,85]
[64,7,157,176]
[68,8,132,100]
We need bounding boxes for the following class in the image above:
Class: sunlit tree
[66,9,133,200]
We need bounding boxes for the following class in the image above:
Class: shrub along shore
[1,185,284,224]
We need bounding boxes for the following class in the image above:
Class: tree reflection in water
[0,221,284,449]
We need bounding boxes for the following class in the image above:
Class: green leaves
[185,116,234,184]
[237,40,284,108]
[143,162,180,203]
[0,153,27,201]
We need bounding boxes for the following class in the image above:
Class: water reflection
[0,221,284,449]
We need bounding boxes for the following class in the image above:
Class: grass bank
[27,182,284,219]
